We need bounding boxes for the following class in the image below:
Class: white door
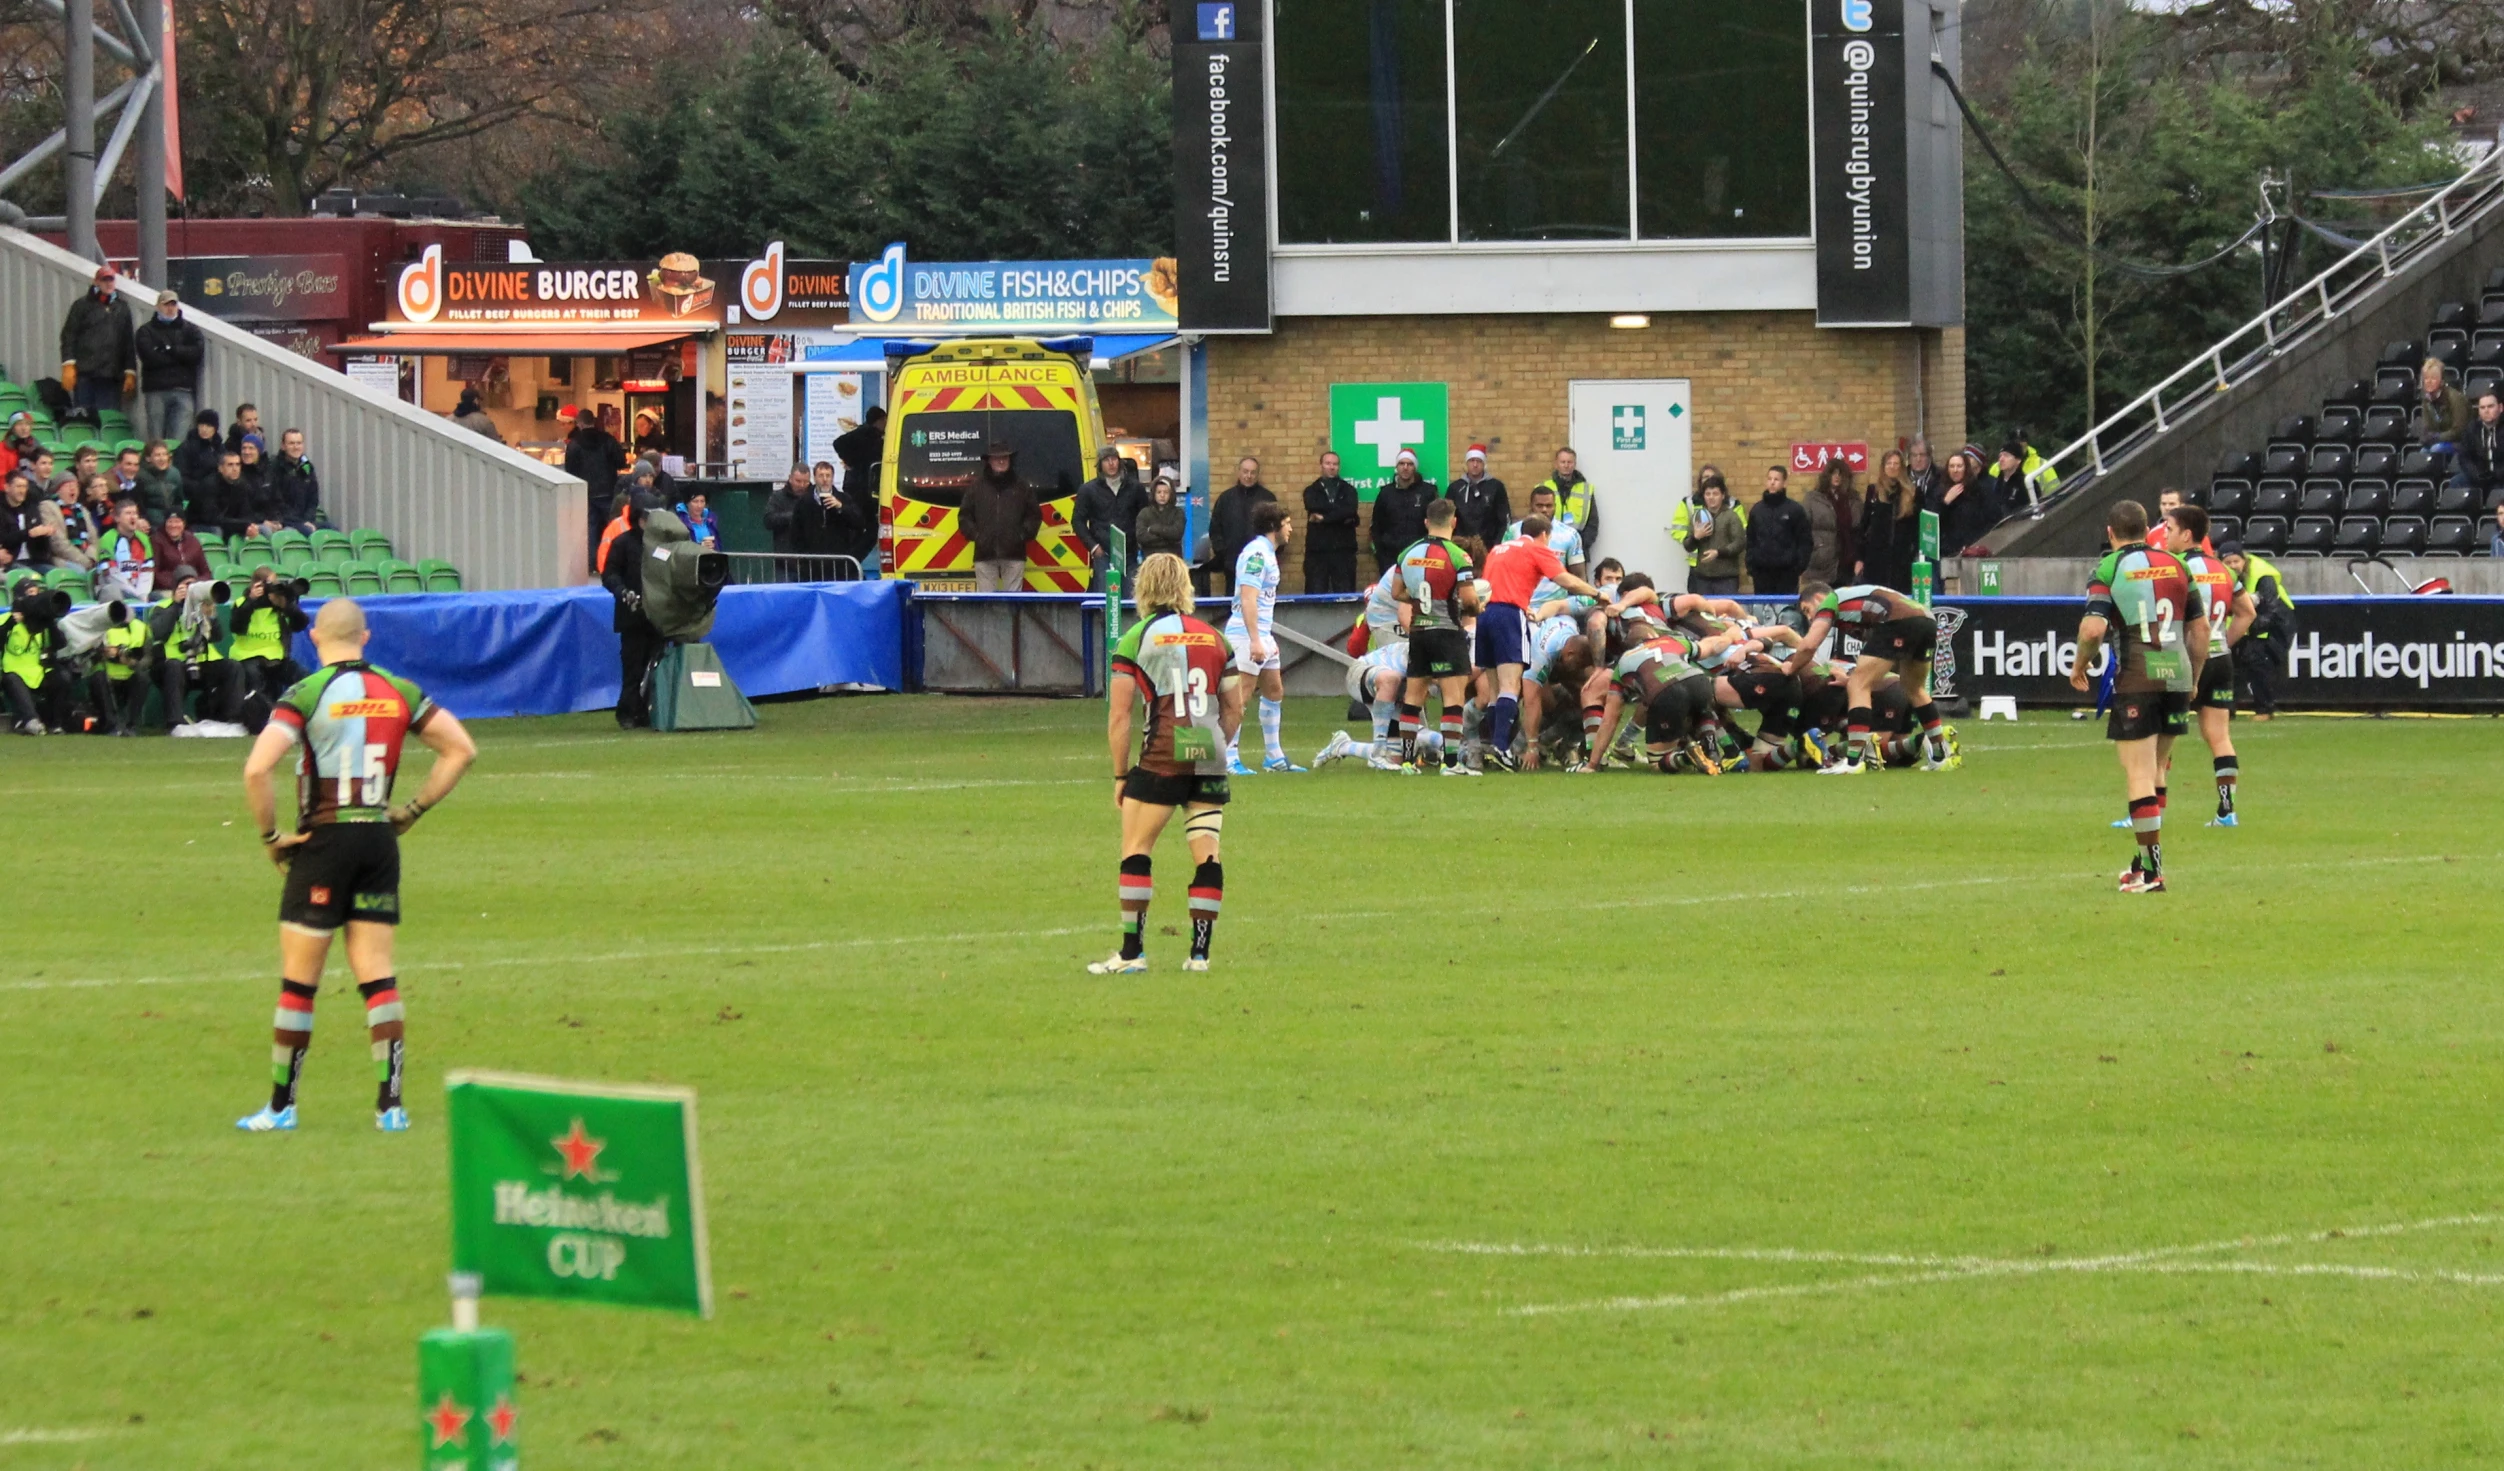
[1568,379,1694,593]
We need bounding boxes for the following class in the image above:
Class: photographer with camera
[602,491,663,729]
[2,579,69,734]
[150,571,241,733]
[228,565,309,732]
[89,590,152,735]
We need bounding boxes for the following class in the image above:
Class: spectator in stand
[635,449,677,505]
[93,498,154,603]
[204,450,255,540]
[151,510,208,595]
[676,489,720,547]
[1210,456,1275,594]
[1934,443,1995,558]
[1685,475,1746,594]
[2,412,36,471]
[763,465,810,578]
[1300,450,1361,593]
[79,473,117,547]
[134,440,182,527]
[175,409,225,519]
[2414,357,2469,454]
[1448,445,1511,548]
[805,460,870,575]
[1861,448,1919,591]
[450,387,502,443]
[564,408,628,568]
[65,474,113,566]
[1073,446,1137,591]
[223,403,264,456]
[236,436,284,533]
[58,263,135,416]
[2452,388,2504,500]
[0,472,34,567]
[271,429,320,531]
[1744,464,1810,595]
[962,441,1039,592]
[632,408,668,456]
[1369,449,1434,578]
[1906,438,1939,509]
[1134,466,1186,563]
[1535,447,1597,544]
[69,444,101,490]
[111,446,141,501]
[133,289,205,442]
[1803,460,1857,588]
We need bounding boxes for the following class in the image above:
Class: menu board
[723,363,793,482]
[345,357,404,403]
[803,373,867,469]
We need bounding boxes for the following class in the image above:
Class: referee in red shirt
[1477,513,1601,770]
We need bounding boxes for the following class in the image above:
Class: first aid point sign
[446,1071,713,1317]
[1330,382,1448,500]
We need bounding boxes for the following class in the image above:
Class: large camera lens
[281,577,311,597]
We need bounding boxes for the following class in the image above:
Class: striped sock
[1118,855,1152,959]
[1439,710,1463,766]
[1582,705,1603,759]
[1259,697,1285,764]
[1188,860,1223,960]
[1398,704,1422,763]
[359,977,405,1110]
[2129,796,2163,872]
[2214,754,2238,815]
[1846,708,1876,763]
[270,979,316,1111]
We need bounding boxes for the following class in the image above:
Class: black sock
[1188,859,1222,960]
[272,1045,308,1111]
[377,1038,405,1110]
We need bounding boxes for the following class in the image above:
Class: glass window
[892,411,1082,509]
[1453,0,1630,242]
[1275,0,1453,245]
[1634,0,1811,238]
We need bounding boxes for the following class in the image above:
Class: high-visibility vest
[1538,475,1596,534]
[2239,552,2295,610]
[2,613,45,689]
[229,604,286,662]
[101,617,148,680]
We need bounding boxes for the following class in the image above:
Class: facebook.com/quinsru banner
[1731,597,2504,710]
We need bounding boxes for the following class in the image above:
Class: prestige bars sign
[1172,2,1271,333]
[1813,0,1911,327]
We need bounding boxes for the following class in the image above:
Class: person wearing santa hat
[1448,444,1511,548]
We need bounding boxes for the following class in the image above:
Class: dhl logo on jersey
[1151,629,1218,648]
[2123,566,2166,581]
[328,699,400,718]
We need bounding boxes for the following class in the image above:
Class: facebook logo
[1197,3,1235,40]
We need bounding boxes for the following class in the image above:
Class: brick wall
[1206,312,1966,590]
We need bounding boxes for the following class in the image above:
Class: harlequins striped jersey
[2181,549,2236,655]
[1110,612,1234,777]
[268,662,439,828]
[1612,636,1706,705]
[1397,536,1476,632]
[1810,584,1920,630]
[2085,542,2197,693]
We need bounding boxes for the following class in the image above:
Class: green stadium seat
[309,529,353,561]
[348,529,394,561]
[97,408,130,428]
[112,438,142,457]
[234,537,276,570]
[2,565,38,597]
[378,557,425,594]
[42,565,90,600]
[301,568,344,598]
[192,530,226,557]
[313,546,355,570]
[341,560,385,596]
[418,559,463,593]
[277,546,319,572]
[206,560,242,583]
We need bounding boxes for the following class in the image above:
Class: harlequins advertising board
[1172,1,1271,332]
[1812,0,1911,326]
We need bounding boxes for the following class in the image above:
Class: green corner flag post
[1104,526,1128,670]
[1912,509,1941,608]
[426,1072,713,1467]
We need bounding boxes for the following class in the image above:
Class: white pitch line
[0,1428,116,1444]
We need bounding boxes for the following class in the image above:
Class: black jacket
[240,461,287,524]
[1447,474,1511,546]
[1133,499,1186,560]
[1745,490,1812,577]
[602,522,650,633]
[564,426,628,505]
[1369,477,1434,568]
[1072,473,1136,554]
[134,313,206,394]
[763,482,808,554]
[174,428,225,510]
[2458,418,2504,490]
[0,496,41,564]
[961,470,1040,563]
[272,454,320,526]
[201,471,254,530]
[59,288,134,379]
[1210,482,1276,572]
[1301,475,1360,558]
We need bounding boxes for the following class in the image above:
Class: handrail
[2021,144,2504,512]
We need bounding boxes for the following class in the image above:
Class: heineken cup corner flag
[445,1071,713,1318]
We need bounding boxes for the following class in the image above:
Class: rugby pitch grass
[4,697,2501,1469]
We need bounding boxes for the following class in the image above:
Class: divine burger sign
[389,244,853,331]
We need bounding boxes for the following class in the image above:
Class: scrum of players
[1306,496,1963,778]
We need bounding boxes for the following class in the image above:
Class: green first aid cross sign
[1330,382,1448,501]
[446,1071,713,1317]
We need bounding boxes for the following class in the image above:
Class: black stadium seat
[2481,298,2504,328]
[2428,515,2476,554]
[2270,413,2316,446]
[2208,479,2252,514]
[2360,404,2409,443]
[2472,330,2504,365]
[2334,517,2380,554]
[2430,329,2468,366]
[2216,448,2263,480]
[2263,447,2307,478]
[2308,444,2353,478]
[2380,338,2424,368]
[2327,377,2372,406]
[2300,479,2345,515]
[2486,265,2504,294]
[2372,375,2415,405]
[2353,443,2398,477]
[2242,516,2289,554]
[2208,513,2241,546]
[2488,486,2504,513]
[2253,480,2300,516]
[2343,480,2389,516]
[2288,515,2337,556]
[2398,445,2445,479]
[2382,516,2429,556]
[2391,478,2435,515]
[2432,300,2474,331]
[2469,366,2503,400]
[2436,481,2477,516]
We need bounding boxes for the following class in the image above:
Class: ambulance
[880,337,1106,591]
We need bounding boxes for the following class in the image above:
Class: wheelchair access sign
[445,1071,712,1317]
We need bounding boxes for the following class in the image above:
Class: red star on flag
[486,1392,519,1445]
[425,1391,472,1448]
[553,1118,604,1180]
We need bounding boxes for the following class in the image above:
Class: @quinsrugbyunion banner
[446,1072,713,1317]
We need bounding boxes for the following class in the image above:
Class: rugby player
[1313,640,1408,770]
[1222,501,1303,773]
[1360,562,1406,653]
[1577,629,1753,775]
[236,599,475,1133]
[1098,553,1245,973]
[1784,581,1959,773]
[1504,485,1586,575]
[2070,500,2208,894]
[1476,513,1602,770]
[1515,615,1595,770]
[1394,499,1480,775]
[2165,504,2252,827]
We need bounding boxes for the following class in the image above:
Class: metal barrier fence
[722,552,864,585]
[910,594,1367,697]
